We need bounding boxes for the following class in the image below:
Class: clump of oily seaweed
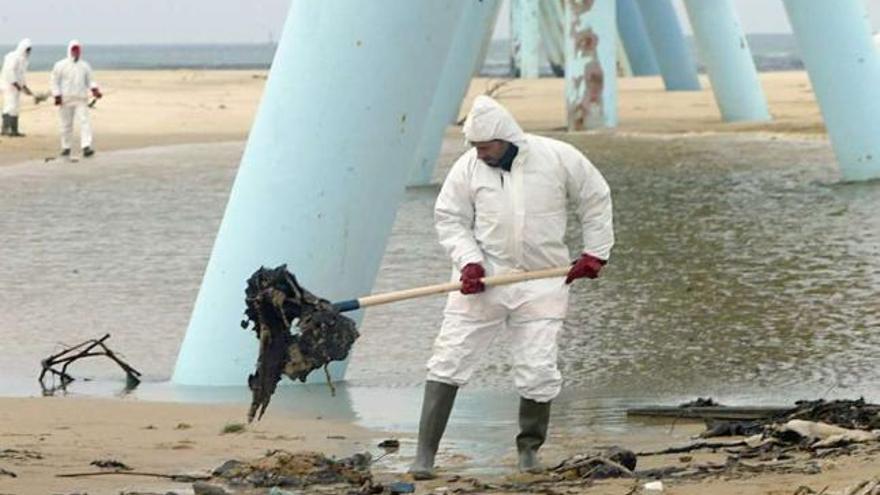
[241,265,358,422]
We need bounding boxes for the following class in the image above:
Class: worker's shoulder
[526,134,588,164]
[530,134,582,155]
[449,147,479,173]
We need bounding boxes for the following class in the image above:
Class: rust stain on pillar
[567,0,605,131]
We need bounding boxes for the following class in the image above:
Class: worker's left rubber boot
[516,397,551,473]
[0,114,10,136]
[9,116,24,137]
[83,146,95,158]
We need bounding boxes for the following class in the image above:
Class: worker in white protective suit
[409,96,614,479]
[51,40,102,158]
[1,38,33,137]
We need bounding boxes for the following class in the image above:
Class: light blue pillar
[616,0,660,76]
[635,0,700,91]
[565,0,617,130]
[172,1,469,386]
[518,0,542,78]
[683,0,770,122]
[407,0,501,186]
[510,0,522,76]
[540,0,566,77]
[783,0,880,181]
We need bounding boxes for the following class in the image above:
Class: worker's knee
[514,363,562,402]
[426,351,475,387]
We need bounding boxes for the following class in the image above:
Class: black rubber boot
[83,146,94,157]
[516,398,551,473]
[9,116,24,137]
[60,148,71,157]
[1,114,9,136]
[408,380,458,480]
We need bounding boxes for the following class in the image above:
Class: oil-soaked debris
[377,439,400,451]
[242,265,359,422]
[91,459,132,470]
[0,448,43,460]
[552,447,637,480]
[0,467,16,478]
[39,333,141,395]
[680,397,721,408]
[207,450,375,493]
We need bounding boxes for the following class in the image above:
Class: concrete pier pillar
[510,0,522,77]
[172,1,470,386]
[635,0,700,91]
[541,0,566,77]
[616,0,660,76]
[408,0,501,186]
[565,0,617,131]
[518,0,542,78]
[783,0,880,181]
[683,0,770,122]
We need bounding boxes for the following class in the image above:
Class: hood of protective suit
[463,96,526,147]
[68,39,81,58]
[16,39,32,56]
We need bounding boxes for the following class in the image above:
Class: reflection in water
[1,136,879,473]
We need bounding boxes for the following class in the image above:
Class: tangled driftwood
[39,334,141,394]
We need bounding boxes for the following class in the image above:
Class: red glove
[54,96,62,106]
[565,253,606,284]
[91,88,103,99]
[459,263,486,295]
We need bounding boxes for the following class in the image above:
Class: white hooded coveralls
[51,40,99,150]
[1,39,32,116]
[427,96,614,402]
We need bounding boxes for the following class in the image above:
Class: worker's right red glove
[91,88,102,99]
[459,263,486,295]
[54,96,62,106]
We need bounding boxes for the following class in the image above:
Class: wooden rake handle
[332,266,570,313]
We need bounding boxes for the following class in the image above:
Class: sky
[2,0,880,45]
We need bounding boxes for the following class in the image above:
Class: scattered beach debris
[193,482,230,495]
[206,450,374,492]
[0,467,16,478]
[378,439,400,451]
[38,333,141,395]
[552,447,637,480]
[242,265,359,422]
[0,448,43,460]
[175,422,192,430]
[387,481,415,494]
[221,423,246,435]
[90,459,132,470]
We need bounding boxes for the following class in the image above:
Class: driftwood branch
[39,334,141,394]
[636,440,748,457]
[56,470,210,482]
[456,79,517,125]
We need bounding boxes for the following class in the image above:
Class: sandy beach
[3,396,880,495]
[0,70,825,167]
[3,69,879,495]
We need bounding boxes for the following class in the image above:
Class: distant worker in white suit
[1,38,33,137]
[51,40,102,158]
